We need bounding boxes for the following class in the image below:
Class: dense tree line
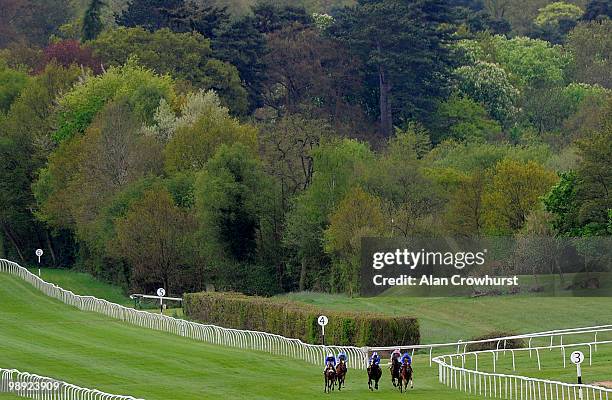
[0,0,610,295]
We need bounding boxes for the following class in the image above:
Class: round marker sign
[570,351,584,365]
[35,249,43,257]
[157,288,166,297]
[318,315,328,327]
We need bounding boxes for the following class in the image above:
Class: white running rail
[435,359,611,400]
[0,368,143,399]
[0,259,369,369]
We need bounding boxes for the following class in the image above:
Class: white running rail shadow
[0,368,143,400]
[0,259,369,369]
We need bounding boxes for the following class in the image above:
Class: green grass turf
[26,267,132,306]
[280,292,612,343]
[0,273,475,400]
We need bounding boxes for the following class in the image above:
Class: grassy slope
[281,292,612,343]
[0,274,466,400]
[27,268,132,306]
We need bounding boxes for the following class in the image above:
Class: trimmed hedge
[183,292,420,347]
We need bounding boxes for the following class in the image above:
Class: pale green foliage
[142,90,231,143]
[141,98,176,142]
[456,61,519,124]
[163,91,257,173]
[535,2,583,27]
[492,35,572,87]
[464,35,572,88]
[312,13,334,30]
[176,90,230,129]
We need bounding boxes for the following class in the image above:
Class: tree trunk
[45,231,57,266]
[298,258,307,292]
[378,64,393,137]
[2,223,26,264]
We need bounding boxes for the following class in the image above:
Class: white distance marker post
[571,350,585,399]
[35,249,43,276]
[318,315,329,345]
[157,288,166,314]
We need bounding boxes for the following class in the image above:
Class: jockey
[401,352,412,365]
[390,348,402,364]
[370,352,381,366]
[337,351,348,368]
[324,353,336,372]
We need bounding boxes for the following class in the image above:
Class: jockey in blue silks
[337,351,348,369]
[370,352,381,366]
[401,352,412,365]
[324,353,336,372]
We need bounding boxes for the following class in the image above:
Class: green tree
[582,0,612,21]
[433,94,502,143]
[535,2,583,27]
[0,63,79,265]
[324,186,385,294]
[574,126,612,234]
[455,60,519,125]
[284,139,373,290]
[115,0,184,31]
[54,59,175,142]
[163,91,257,173]
[113,186,196,292]
[195,143,275,263]
[89,28,248,113]
[0,60,29,114]
[82,0,106,41]
[471,34,572,88]
[34,99,164,251]
[331,0,460,136]
[543,171,581,235]
[446,169,487,235]
[567,20,612,88]
[484,158,558,233]
[365,125,444,237]
[213,16,267,110]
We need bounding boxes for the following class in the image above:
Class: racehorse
[399,362,414,393]
[335,360,347,390]
[390,357,401,388]
[367,363,382,391]
[324,364,336,393]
